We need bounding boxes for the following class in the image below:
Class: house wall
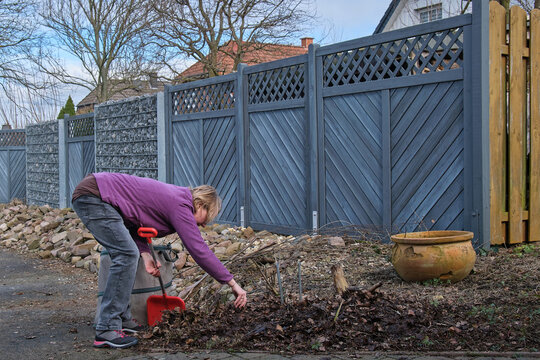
[383,0,472,32]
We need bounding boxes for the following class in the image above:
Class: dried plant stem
[298,260,303,302]
[276,260,284,304]
[333,299,344,322]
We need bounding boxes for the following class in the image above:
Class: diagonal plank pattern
[391,82,464,232]
[204,117,237,223]
[172,120,201,187]
[323,91,383,226]
[249,108,307,228]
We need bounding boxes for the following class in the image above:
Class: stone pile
[0,199,293,298]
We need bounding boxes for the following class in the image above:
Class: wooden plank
[508,6,528,244]
[489,1,507,245]
[530,9,540,242]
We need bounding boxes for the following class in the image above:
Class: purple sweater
[94,172,233,284]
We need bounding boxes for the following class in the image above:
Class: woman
[71,172,247,349]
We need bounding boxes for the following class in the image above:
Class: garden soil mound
[140,234,540,354]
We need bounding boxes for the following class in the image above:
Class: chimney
[149,72,159,89]
[2,123,12,130]
[301,37,314,48]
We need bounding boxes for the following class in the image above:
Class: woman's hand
[228,279,247,308]
[141,252,161,277]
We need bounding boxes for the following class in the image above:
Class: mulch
[138,236,540,354]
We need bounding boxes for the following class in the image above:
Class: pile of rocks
[0,199,292,298]
[0,199,101,272]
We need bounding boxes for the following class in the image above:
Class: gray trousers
[72,195,138,331]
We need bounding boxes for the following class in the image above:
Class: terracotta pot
[390,230,476,283]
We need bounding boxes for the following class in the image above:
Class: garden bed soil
[140,233,540,355]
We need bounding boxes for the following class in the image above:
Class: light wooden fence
[490,2,539,245]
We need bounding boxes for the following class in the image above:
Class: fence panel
[391,81,464,232]
[0,151,7,202]
[318,17,469,235]
[322,91,383,226]
[95,95,158,179]
[489,3,539,244]
[66,114,95,207]
[9,149,26,201]
[169,75,238,224]
[0,130,26,203]
[26,121,59,207]
[245,57,309,233]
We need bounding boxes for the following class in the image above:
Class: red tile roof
[179,38,313,81]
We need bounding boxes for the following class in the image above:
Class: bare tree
[37,0,159,104]
[0,84,61,128]
[512,0,540,11]
[150,0,316,80]
[492,0,540,12]
[0,0,47,95]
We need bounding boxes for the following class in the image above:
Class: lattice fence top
[0,130,26,146]
[68,116,94,138]
[172,81,235,115]
[323,27,464,88]
[248,64,305,104]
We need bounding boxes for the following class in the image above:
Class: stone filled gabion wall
[25,120,59,207]
[95,95,158,179]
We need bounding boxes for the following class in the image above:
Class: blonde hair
[191,185,222,223]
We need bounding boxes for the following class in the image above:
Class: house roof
[373,0,400,34]
[178,38,312,81]
[77,77,165,108]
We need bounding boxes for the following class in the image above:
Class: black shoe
[93,330,138,348]
[122,318,147,334]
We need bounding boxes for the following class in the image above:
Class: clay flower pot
[390,230,476,283]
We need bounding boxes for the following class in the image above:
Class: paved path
[0,248,137,360]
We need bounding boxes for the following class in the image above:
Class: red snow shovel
[137,227,185,326]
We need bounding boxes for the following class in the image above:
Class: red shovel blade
[147,294,186,326]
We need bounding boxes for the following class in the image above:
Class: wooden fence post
[489,1,507,245]
[508,6,527,244]
[530,9,540,242]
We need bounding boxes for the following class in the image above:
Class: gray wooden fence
[4,3,490,246]
[163,8,489,246]
[59,113,95,208]
[0,130,26,203]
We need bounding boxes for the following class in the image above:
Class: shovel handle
[138,227,158,242]
[137,227,168,305]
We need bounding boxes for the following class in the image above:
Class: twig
[276,260,284,305]
[333,299,344,322]
[298,260,303,302]
[252,260,278,296]
[367,282,383,293]
[182,236,261,301]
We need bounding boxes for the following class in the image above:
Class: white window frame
[416,4,443,24]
